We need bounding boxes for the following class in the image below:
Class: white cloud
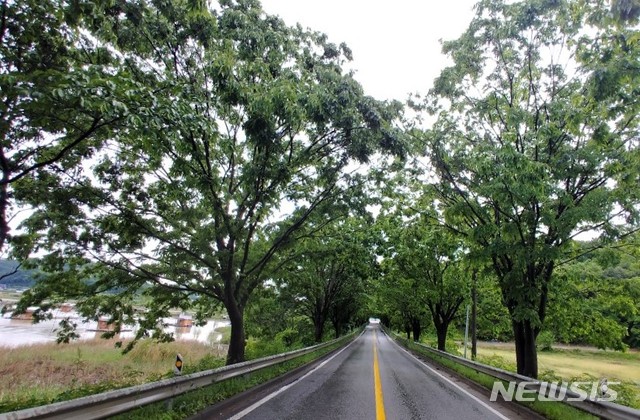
[260,0,478,101]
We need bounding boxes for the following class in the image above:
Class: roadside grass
[0,338,226,413]
[392,335,597,420]
[112,335,354,420]
[476,343,640,383]
[474,343,640,410]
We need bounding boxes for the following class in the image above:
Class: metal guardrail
[2,331,359,420]
[385,328,640,420]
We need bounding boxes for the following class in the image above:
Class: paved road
[227,325,516,420]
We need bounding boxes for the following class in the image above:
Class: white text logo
[489,381,618,402]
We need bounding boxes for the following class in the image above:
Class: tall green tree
[376,269,428,341]
[424,0,640,377]
[545,238,640,349]
[373,174,469,348]
[244,283,294,341]
[374,181,425,341]
[545,259,629,350]
[277,216,375,342]
[382,209,467,350]
[14,0,404,364]
[474,271,513,342]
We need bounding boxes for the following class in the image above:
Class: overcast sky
[259,0,479,102]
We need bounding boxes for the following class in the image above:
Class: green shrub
[537,331,555,352]
[182,354,225,375]
[244,337,288,360]
[275,328,301,348]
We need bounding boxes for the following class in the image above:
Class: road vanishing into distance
[196,324,538,420]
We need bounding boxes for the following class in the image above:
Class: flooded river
[0,311,229,348]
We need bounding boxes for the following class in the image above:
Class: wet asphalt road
[231,324,512,420]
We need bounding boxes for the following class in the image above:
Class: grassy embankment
[476,342,640,410]
[476,342,640,383]
[0,336,228,413]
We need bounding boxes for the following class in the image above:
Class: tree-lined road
[216,325,527,419]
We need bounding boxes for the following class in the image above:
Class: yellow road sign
[174,354,183,375]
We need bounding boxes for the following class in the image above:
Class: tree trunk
[332,319,342,339]
[435,323,448,351]
[0,181,8,252]
[313,314,325,343]
[471,269,477,360]
[380,314,390,328]
[513,319,538,378]
[337,320,344,338]
[225,298,245,365]
[411,318,421,342]
[330,309,345,338]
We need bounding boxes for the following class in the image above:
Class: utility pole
[463,304,470,358]
[471,268,478,360]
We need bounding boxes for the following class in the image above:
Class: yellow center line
[373,330,386,420]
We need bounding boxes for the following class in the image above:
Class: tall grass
[0,338,226,413]
[476,343,640,382]
[475,343,640,409]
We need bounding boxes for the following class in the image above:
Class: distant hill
[0,260,36,289]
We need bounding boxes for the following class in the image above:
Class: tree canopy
[376,186,468,349]
[13,0,404,364]
[0,0,135,252]
[5,0,640,382]
[275,215,376,342]
[423,0,640,377]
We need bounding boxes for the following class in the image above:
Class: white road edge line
[228,331,363,420]
[387,333,511,420]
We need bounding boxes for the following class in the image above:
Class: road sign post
[174,353,183,376]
